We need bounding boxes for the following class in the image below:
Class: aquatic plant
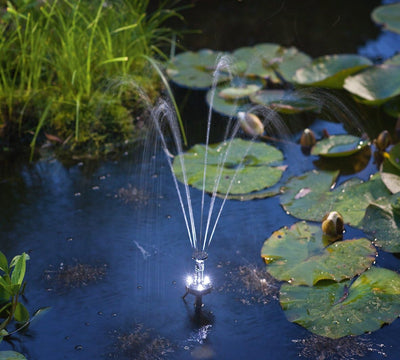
[0,0,185,155]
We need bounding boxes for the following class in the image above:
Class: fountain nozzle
[183,251,212,307]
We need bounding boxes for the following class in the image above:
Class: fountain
[148,54,286,308]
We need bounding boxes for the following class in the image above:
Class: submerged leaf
[293,54,372,88]
[280,267,400,338]
[311,135,370,158]
[172,138,284,197]
[261,222,376,286]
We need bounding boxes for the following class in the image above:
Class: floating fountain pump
[183,251,212,307]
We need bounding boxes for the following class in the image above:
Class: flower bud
[374,130,391,151]
[238,112,264,137]
[300,128,316,148]
[322,211,344,238]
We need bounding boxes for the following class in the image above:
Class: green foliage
[261,221,376,286]
[0,0,184,154]
[371,2,400,34]
[172,138,285,198]
[0,251,30,337]
[280,170,391,227]
[292,54,372,88]
[280,267,400,338]
[311,134,369,158]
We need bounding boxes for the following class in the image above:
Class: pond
[1,0,400,359]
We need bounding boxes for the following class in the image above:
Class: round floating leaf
[232,43,311,83]
[361,193,400,253]
[261,222,376,286]
[311,135,370,157]
[206,77,263,117]
[172,138,284,196]
[0,351,27,360]
[293,54,372,88]
[166,49,230,89]
[372,2,400,34]
[385,53,400,66]
[249,90,320,114]
[381,144,400,193]
[280,267,400,339]
[281,171,391,226]
[343,64,400,105]
[219,84,262,100]
[280,169,339,222]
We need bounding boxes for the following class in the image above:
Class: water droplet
[92,185,100,190]
[66,237,73,242]
[74,192,81,197]
[97,311,103,316]
[65,336,70,340]
[75,345,83,351]
[137,285,142,290]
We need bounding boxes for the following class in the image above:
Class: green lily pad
[343,64,400,105]
[293,54,372,88]
[261,221,376,286]
[172,138,284,196]
[280,267,400,339]
[280,171,391,226]
[311,135,370,157]
[381,144,400,193]
[249,90,320,114]
[372,2,400,34]
[166,49,230,89]
[219,84,262,100]
[0,351,27,360]
[361,193,400,253]
[232,43,311,83]
[206,76,264,117]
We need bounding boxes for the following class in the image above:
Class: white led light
[186,275,193,286]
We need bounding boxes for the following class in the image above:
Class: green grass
[0,0,185,157]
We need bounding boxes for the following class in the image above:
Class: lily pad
[311,135,370,157]
[280,170,391,226]
[206,77,264,117]
[381,144,400,193]
[249,90,320,114]
[343,64,400,105]
[172,138,285,196]
[219,84,262,100]
[293,54,372,88]
[372,2,400,34]
[261,221,376,286]
[361,193,400,253]
[0,351,27,360]
[280,267,400,339]
[166,49,230,89]
[232,43,311,83]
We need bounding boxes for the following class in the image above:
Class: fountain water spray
[147,53,288,308]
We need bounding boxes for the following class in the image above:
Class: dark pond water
[1,1,400,359]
